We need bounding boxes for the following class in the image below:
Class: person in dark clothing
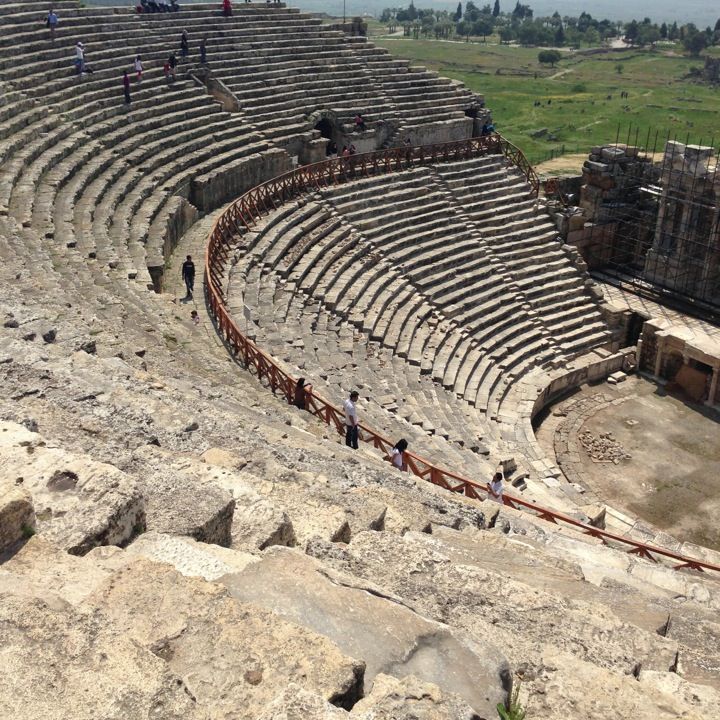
[181,254,195,298]
[123,70,131,105]
[180,30,189,61]
[200,37,207,64]
[293,377,312,410]
[222,0,232,16]
[168,53,177,80]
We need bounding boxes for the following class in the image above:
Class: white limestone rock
[83,558,365,716]
[0,594,205,720]
[125,531,259,581]
[130,447,235,546]
[0,479,34,553]
[212,471,297,550]
[0,422,144,555]
[354,673,482,719]
[255,675,482,720]
[0,535,129,606]
[256,686,347,720]
[220,547,509,718]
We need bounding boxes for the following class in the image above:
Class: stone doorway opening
[626,311,646,347]
[314,117,334,140]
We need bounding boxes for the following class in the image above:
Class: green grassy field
[373,38,719,164]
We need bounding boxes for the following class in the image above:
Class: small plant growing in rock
[21,524,36,539]
[497,683,526,720]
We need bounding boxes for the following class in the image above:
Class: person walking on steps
[134,55,143,82]
[75,41,85,74]
[47,9,59,41]
[222,0,232,17]
[122,70,131,105]
[391,439,408,472]
[180,30,189,61]
[168,53,177,80]
[200,38,207,64]
[487,471,504,504]
[181,254,195,298]
[343,390,360,449]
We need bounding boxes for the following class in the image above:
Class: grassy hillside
[374,38,718,164]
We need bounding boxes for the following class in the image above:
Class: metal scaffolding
[581,126,720,320]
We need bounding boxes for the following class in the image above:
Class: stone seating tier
[224,158,613,486]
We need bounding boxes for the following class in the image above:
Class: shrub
[538,49,562,66]
[497,682,527,720]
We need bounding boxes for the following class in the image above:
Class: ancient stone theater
[0,2,718,719]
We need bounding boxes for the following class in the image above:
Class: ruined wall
[704,57,720,84]
[191,148,292,212]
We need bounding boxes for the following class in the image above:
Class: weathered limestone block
[132,447,235,546]
[125,531,258,581]
[0,536,129,605]
[256,676,482,720]
[312,529,679,677]
[273,494,352,546]
[0,422,144,555]
[527,645,718,720]
[211,470,297,550]
[84,558,365,715]
[201,446,248,470]
[0,595,204,720]
[351,484,486,535]
[353,673,482,720]
[256,686,347,720]
[639,670,720,713]
[0,479,34,553]
[221,547,508,718]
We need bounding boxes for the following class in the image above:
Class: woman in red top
[222,0,232,17]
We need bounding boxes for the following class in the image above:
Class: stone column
[706,366,719,407]
[653,337,664,378]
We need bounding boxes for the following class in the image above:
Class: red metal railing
[205,137,720,575]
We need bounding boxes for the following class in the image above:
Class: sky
[289,0,718,27]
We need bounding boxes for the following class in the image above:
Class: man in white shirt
[343,390,360,449]
[75,42,84,74]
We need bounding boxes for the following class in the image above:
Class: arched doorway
[315,117,334,140]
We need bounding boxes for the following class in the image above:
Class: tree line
[379,1,720,56]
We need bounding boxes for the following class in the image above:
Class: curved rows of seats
[0,1,479,291]
[434,156,610,355]
[224,155,613,492]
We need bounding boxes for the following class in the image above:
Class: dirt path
[534,153,586,176]
[547,67,573,80]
